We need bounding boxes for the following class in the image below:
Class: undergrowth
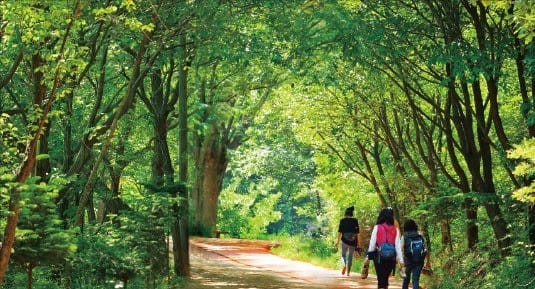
[435,246,535,289]
[268,234,368,275]
[269,234,535,289]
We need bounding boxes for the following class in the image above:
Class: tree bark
[27,264,33,289]
[192,124,228,236]
[444,81,478,249]
[174,32,190,276]
[463,0,513,254]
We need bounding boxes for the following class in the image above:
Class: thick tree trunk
[101,157,130,223]
[192,125,227,237]
[200,157,223,236]
[191,166,204,235]
[440,219,453,251]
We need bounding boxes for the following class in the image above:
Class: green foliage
[72,227,141,287]
[217,191,253,237]
[270,233,372,275]
[3,268,61,289]
[219,103,319,238]
[219,189,282,239]
[0,113,25,170]
[508,138,535,203]
[437,249,535,289]
[1,1,534,288]
[270,234,341,269]
[11,176,76,288]
[313,167,380,231]
[484,0,535,43]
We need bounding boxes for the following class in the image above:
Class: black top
[338,217,359,246]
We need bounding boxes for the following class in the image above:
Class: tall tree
[188,2,285,236]
[176,31,191,276]
[0,1,83,284]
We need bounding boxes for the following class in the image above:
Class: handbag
[360,259,370,279]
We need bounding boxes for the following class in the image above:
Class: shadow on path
[184,237,402,289]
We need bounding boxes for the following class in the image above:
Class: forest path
[183,237,403,289]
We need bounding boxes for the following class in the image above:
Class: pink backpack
[376,224,396,245]
[376,224,397,260]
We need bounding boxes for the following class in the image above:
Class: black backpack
[405,235,426,263]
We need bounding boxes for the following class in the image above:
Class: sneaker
[341,266,346,275]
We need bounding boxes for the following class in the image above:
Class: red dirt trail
[185,237,403,289]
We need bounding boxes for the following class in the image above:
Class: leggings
[373,257,396,288]
[341,242,355,271]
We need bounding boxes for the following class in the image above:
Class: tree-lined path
[186,238,402,289]
[1,1,534,288]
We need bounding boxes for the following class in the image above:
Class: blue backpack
[379,242,396,259]
[405,235,426,263]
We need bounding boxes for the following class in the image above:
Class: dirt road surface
[185,237,402,289]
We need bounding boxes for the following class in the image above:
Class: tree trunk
[62,90,74,171]
[75,27,152,227]
[0,19,76,279]
[36,125,51,182]
[27,264,33,289]
[444,81,478,250]
[192,124,227,236]
[101,156,130,223]
[369,141,392,208]
[0,52,55,284]
[434,1,479,251]
[174,32,190,276]
[148,68,174,279]
[463,0,513,253]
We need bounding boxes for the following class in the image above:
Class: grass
[247,234,535,289]
[267,234,368,275]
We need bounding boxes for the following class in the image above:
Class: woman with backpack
[364,207,404,289]
[400,219,427,289]
[334,206,360,276]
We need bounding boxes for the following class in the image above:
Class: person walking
[400,219,427,289]
[365,208,403,289]
[334,206,360,276]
